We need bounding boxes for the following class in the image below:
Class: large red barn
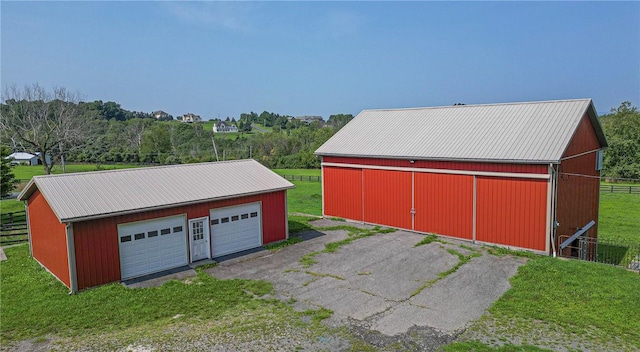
[18,160,294,293]
[315,99,607,254]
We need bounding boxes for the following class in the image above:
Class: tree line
[599,101,640,180]
[0,84,353,175]
[2,84,637,181]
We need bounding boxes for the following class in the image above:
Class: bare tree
[1,84,85,174]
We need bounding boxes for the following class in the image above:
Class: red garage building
[18,159,294,293]
[316,99,607,255]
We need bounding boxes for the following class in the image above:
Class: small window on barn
[120,235,132,243]
[148,230,158,238]
[250,212,258,218]
[241,213,249,219]
[232,215,239,221]
[161,228,171,235]
[134,233,145,240]
[173,226,183,233]
[596,150,604,171]
[211,219,219,225]
[221,217,230,223]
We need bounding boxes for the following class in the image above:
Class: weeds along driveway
[206,219,526,349]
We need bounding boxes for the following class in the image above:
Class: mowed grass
[286,181,322,215]
[478,257,640,348]
[11,164,141,181]
[598,192,640,243]
[0,245,332,344]
[274,170,322,215]
[272,169,321,177]
[0,199,24,214]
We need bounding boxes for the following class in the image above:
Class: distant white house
[181,113,202,123]
[6,152,51,166]
[213,121,238,133]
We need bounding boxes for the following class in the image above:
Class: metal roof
[315,99,607,163]
[18,159,294,223]
[7,152,37,160]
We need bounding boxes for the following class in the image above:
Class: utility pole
[210,136,219,161]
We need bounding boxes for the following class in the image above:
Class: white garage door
[210,203,262,257]
[118,215,188,280]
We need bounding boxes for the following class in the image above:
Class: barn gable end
[316,99,607,254]
[556,113,604,255]
[27,189,70,287]
[18,160,293,292]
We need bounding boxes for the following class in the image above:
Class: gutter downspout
[25,200,33,257]
[66,223,78,294]
[550,163,559,258]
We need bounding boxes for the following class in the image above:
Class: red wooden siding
[324,156,547,174]
[28,190,70,287]
[363,169,412,229]
[414,173,474,239]
[322,166,363,221]
[73,191,287,290]
[556,113,602,249]
[476,177,547,251]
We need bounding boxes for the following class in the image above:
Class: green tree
[0,145,17,198]
[139,125,171,163]
[1,84,87,174]
[600,101,640,179]
[327,114,354,129]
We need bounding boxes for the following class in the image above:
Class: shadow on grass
[597,243,630,266]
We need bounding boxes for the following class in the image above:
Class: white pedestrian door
[189,217,210,262]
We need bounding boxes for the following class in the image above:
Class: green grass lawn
[11,163,141,181]
[453,256,640,350]
[286,181,322,215]
[0,245,334,345]
[598,192,640,244]
[272,169,321,177]
[0,199,24,215]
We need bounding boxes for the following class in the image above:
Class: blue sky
[2,1,639,118]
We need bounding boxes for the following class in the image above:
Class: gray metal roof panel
[315,99,605,163]
[18,159,294,222]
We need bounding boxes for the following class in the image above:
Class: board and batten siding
[322,166,363,221]
[556,113,602,250]
[476,177,548,251]
[414,173,474,240]
[322,158,551,252]
[27,189,71,287]
[363,169,412,229]
[72,191,287,290]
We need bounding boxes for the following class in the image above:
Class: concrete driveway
[206,219,525,344]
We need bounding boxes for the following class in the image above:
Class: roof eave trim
[60,185,295,223]
[16,178,38,202]
[314,152,560,165]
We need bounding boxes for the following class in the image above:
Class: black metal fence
[600,184,640,194]
[558,235,640,271]
[1,210,28,245]
[281,175,321,182]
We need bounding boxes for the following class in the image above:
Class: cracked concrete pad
[313,234,459,301]
[293,277,393,320]
[207,225,526,339]
[209,229,350,281]
[374,254,526,334]
[370,303,430,336]
[309,218,375,229]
